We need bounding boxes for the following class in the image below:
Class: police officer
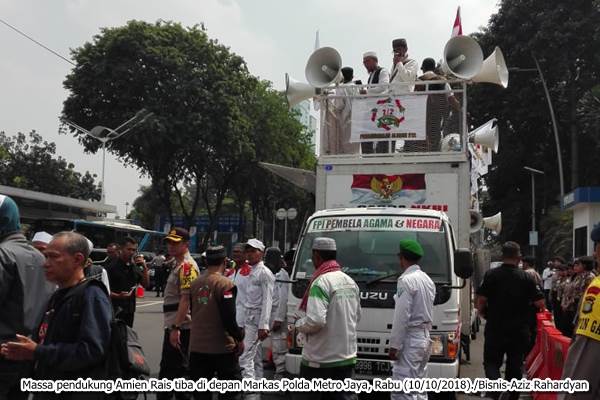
[389,239,436,400]
[188,246,244,400]
[559,225,600,400]
[160,228,200,400]
[476,242,545,400]
[238,239,274,397]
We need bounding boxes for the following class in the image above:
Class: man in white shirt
[389,239,436,400]
[542,261,555,310]
[362,51,391,154]
[390,38,418,92]
[295,237,361,400]
[238,239,274,399]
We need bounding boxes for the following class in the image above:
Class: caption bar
[21,378,589,394]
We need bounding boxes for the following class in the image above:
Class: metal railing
[316,80,468,158]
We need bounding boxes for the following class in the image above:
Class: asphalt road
[133,292,528,400]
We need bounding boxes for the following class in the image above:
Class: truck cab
[285,207,472,379]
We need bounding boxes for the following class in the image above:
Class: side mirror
[454,248,474,279]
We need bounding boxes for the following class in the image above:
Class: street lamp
[62,109,154,203]
[524,166,544,257]
[276,208,298,252]
[510,57,565,206]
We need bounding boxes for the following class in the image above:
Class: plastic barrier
[136,285,145,298]
[527,311,572,400]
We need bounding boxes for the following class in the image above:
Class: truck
[284,78,478,380]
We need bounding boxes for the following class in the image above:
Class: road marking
[136,301,163,308]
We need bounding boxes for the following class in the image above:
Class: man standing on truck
[295,237,361,400]
[476,241,545,400]
[389,239,436,400]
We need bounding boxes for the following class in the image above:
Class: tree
[0,131,101,200]
[471,0,600,251]
[63,20,314,246]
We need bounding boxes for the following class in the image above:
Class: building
[563,186,600,257]
[292,99,319,153]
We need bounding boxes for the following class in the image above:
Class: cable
[0,17,75,66]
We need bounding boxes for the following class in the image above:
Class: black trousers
[293,364,357,400]
[158,329,191,400]
[189,352,242,400]
[483,326,529,400]
[0,360,32,400]
[120,311,135,328]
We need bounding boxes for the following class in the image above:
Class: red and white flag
[451,6,462,37]
[350,174,426,205]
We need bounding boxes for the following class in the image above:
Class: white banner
[350,95,428,142]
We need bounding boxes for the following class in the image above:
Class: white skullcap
[32,231,53,245]
[312,237,337,251]
[245,238,265,252]
[363,51,378,60]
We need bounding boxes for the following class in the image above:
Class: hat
[32,231,53,244]
[245,238,265,252]
[398,239,424,258]
[206,245,226,259]
[312,237,336,251]
[363,51,377,60]
[421,57,436,71]
[392,38,408,51]
[164,227,190,243]
[0,195,20,237]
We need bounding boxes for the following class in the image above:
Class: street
[134,292,530,400]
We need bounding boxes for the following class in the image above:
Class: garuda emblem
[370,176,403,200]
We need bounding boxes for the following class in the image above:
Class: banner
[350,95,427,142]
[350,174,426,205]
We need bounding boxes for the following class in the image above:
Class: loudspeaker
[472,47,509,88]
[285,73,316,108]
[442,36,484,80]
[305,46,342,88]
[469,118,499,153]
[470,210,483,233]
[483,212,502,234]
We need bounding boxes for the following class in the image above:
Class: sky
[0,0,500,217]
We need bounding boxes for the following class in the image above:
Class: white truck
[284,79,476,380]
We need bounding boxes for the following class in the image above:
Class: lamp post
[276,208,298,251]
[524,166,544,257]
[62,109,153,203]
[510,58,565,206]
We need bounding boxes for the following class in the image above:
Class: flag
[452,6,462,37]
[350,174,427,205]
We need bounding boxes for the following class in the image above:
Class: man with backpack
[1,231,112,399]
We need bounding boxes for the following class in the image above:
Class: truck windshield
[294,216,450,283]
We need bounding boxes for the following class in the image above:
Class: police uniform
[560,274,600,399]
[189,246,244,400]
[158,228,200,400]
[390,239,436,400]
[238,239,275,388]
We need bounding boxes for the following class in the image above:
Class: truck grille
[357,337,382,354]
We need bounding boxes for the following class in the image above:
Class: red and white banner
[452,6,463,37]
[350,95,427,142]
[350,174,426,205]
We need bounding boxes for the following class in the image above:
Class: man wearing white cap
[295,237,361,400]
[362,51,391,154]
[238,238,274,397]
[31,231,53,254]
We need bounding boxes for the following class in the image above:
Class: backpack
[67,279,151,399]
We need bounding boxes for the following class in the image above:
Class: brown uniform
[189,271,244,400]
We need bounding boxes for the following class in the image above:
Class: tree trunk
[569,86,578,190]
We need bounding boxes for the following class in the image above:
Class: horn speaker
[442,36,484,80]
[285,73,316,108]
[469,118,499,153]
[472,47,509,88]
[483,212,502,234]
[305,46,342,88]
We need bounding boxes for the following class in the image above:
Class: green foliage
[0,131,101,200]
[473,0,600,253]
[62,20,315,244]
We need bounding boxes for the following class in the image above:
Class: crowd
[2,190,600,400]
[321,38,461,155]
